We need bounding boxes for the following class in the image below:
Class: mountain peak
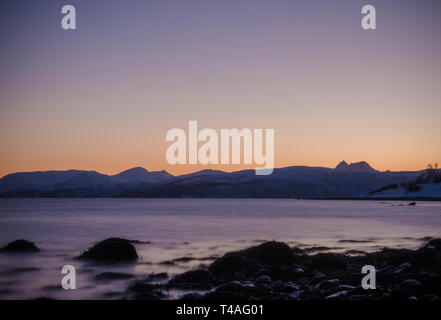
[118,167,150,175]
[335,160,377,173]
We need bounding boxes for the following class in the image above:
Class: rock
[242,281,255,289]
[293,267,305,274]
[254,275,272,285]
[398,279,422,296]
[127,281,163,297]
[168,269,211,288]
[94,272,135,281]
[255,268,271,278]
[79,238,138,262]
[215,281,242,292]
[0,240,39,253]
[309,253,346,270]
[145,272,169,281]
[271,280,285,291]
[292,247,305,255]
[243,241,297,265]
[338,285,356,290]
[314,272,326,279]
[379,265,395,273]
[284,281,300,291]
[394,262,412,273]
[288,290,303,299]
[425,238,441,250]
[373,248,415,266]
[325,290,348,300]
[408,202,416,206]
[209,252,252,274]
[407,296,418,301]
[315,279,340,290]
[413,247,438,265]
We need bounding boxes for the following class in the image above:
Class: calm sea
[0,198,440,299]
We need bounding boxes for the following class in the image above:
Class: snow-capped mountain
[1,161,437,198]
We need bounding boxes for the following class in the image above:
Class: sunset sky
[1,0,440,177]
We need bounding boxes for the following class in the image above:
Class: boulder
[243,241,297,265]
[209,252,252,274]
[398,279,423,296]
[309,253,346,270]
[0,239,39,253]
[79,238,138,262]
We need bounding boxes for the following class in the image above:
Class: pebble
[288,290,303,299]
[315,279,340,290]
[254,275,272,285]
[394,262,412,274]
[216,281,242,292]
[325,290,348,300]
[398,279,422,295]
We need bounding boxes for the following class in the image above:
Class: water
[0,198,440,299]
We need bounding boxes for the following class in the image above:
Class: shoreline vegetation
[1,237,441,300]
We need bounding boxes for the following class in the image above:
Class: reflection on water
[0,198,440,299]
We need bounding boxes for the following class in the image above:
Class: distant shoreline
[0,196,440,201]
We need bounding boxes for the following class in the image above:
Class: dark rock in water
[243,241,297,265]
[209,241,297,275]
[168,269,211,289]
[292,247,306,255]
[0,240,39,253]
[425,238,441,250]
[368,248,414,266]
[171,269,210,283]
[79,238,138,262]
[126,281,165,300]
[94,272,135,281]
[304,246,333,253]
[408,202,416,206]
[309,253,346,270]
[398,279,422,296]
[209,252,253,274]
[145,272,168,281]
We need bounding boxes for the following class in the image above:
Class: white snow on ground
[370,183,441,198]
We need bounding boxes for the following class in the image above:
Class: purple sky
[1,0,440,176]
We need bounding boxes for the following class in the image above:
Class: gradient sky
[1,0,440,177]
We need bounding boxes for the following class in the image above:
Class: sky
[1,0,440,177]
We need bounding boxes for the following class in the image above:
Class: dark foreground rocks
[0,240,40,253]
[154,239,441,301]
[79,238,138,262]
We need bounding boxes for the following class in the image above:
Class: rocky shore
[1,237,441,300]
[138,239,441,301]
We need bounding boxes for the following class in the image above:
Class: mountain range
[0,161,439,199]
